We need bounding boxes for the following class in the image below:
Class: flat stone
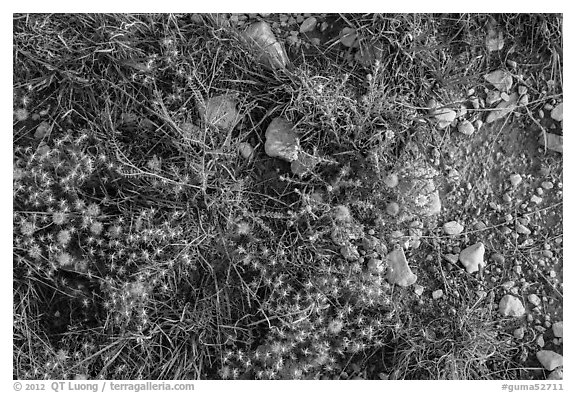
[515,223,531,235]
[486,90,502,105]
[432,289,443,299]
[484,69,513,92]
[536,350,563,371]
[443,221,464,235]
[550,103,563,122]
[459,242,486,273]
[432,107,457,129]
[265,117,300,162]
[552,321,563,338]
[386,248,417,287]
[499,294,525,317]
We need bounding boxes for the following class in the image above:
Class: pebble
[509,174,522,187]
[499,295,526,317]
[443,221,464,235]
[443,254,459,264]
[432,289,443,299]
[547,368,563,380]
[513,327,525,339]
[414,284,424,296]
[459,242,486,273]
[536,335,545,347]
[502,194,512,203]
[541,181,553,190]
[484,69,513,92]
[385,249,417,287]
[474,119,483,130]
[264,117,300,161]
[536,350,563,371]
[299,17,317,33]
[501,280,515,290]
[383,173,399,188]
[528,294,541,307]
[552,321,563,338]
[550,103,563,121]
[386,202,400,216]
[518,85,528,95]
[515,223,531,235]
[531,195,543,204]
[457,120,475,135]
[238,142,254,159]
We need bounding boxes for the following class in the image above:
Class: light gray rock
[244,21,290,70]
[537,350,563,371]
[513,327,525,339]
[432,289,443,299]
[459,242,486,273]
[484,69,513,92]
[551,103,563,122]
[299,17,317,33]
[547,367,563,380]
[457,120,475,136]
[386,248,417,287]
[443,221,464,235]
[265,117,300,161]
[528,294,541,307]
[486,93,519,123]
[499,294,525,317]
[552,321,563,338]
[509,173,522,187]
[414,284,424,296]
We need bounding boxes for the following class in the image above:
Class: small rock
[486,90,502,105]
[264,117,300,162]
[414,284,424,296]
[459,242,486,274]
[531,195,543,204]
[518,85,528,95]
[244,21,290,70]
[383,173,399,188]
[499,295,526,317]
[537,335,545,347]
[457,120,475,136]
[443,221,464,235]
[541,132,562,154]
[501,280,515,291]
[547,368,563,380]
[536,350,563,371]
[484,69,513,92]
[528,294,541,307]
[552,321,563,338]
[291,151,320,176]
[541,181,554,190]
[485,27,504,52]
[386,202,400,216]
[491,253,505,264]
[486,92,519,123]
[299,17,317,33]
[432,289,443,299]
[443,254,459,264]
[509,174,522,187]
[519,94,530,106]
[500,92,510,101]
[339,27,358,48]
[456,105,468,118]
[471,98,480,109]
[550,103,563,122]
[515,223,531,235]
[238,142,254,159]
[386,248,417,287]
[34,121,50,139]
[432,107,457,129]
[367,258,385,274]
[513,327,525,339]
[474,119,483,130]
